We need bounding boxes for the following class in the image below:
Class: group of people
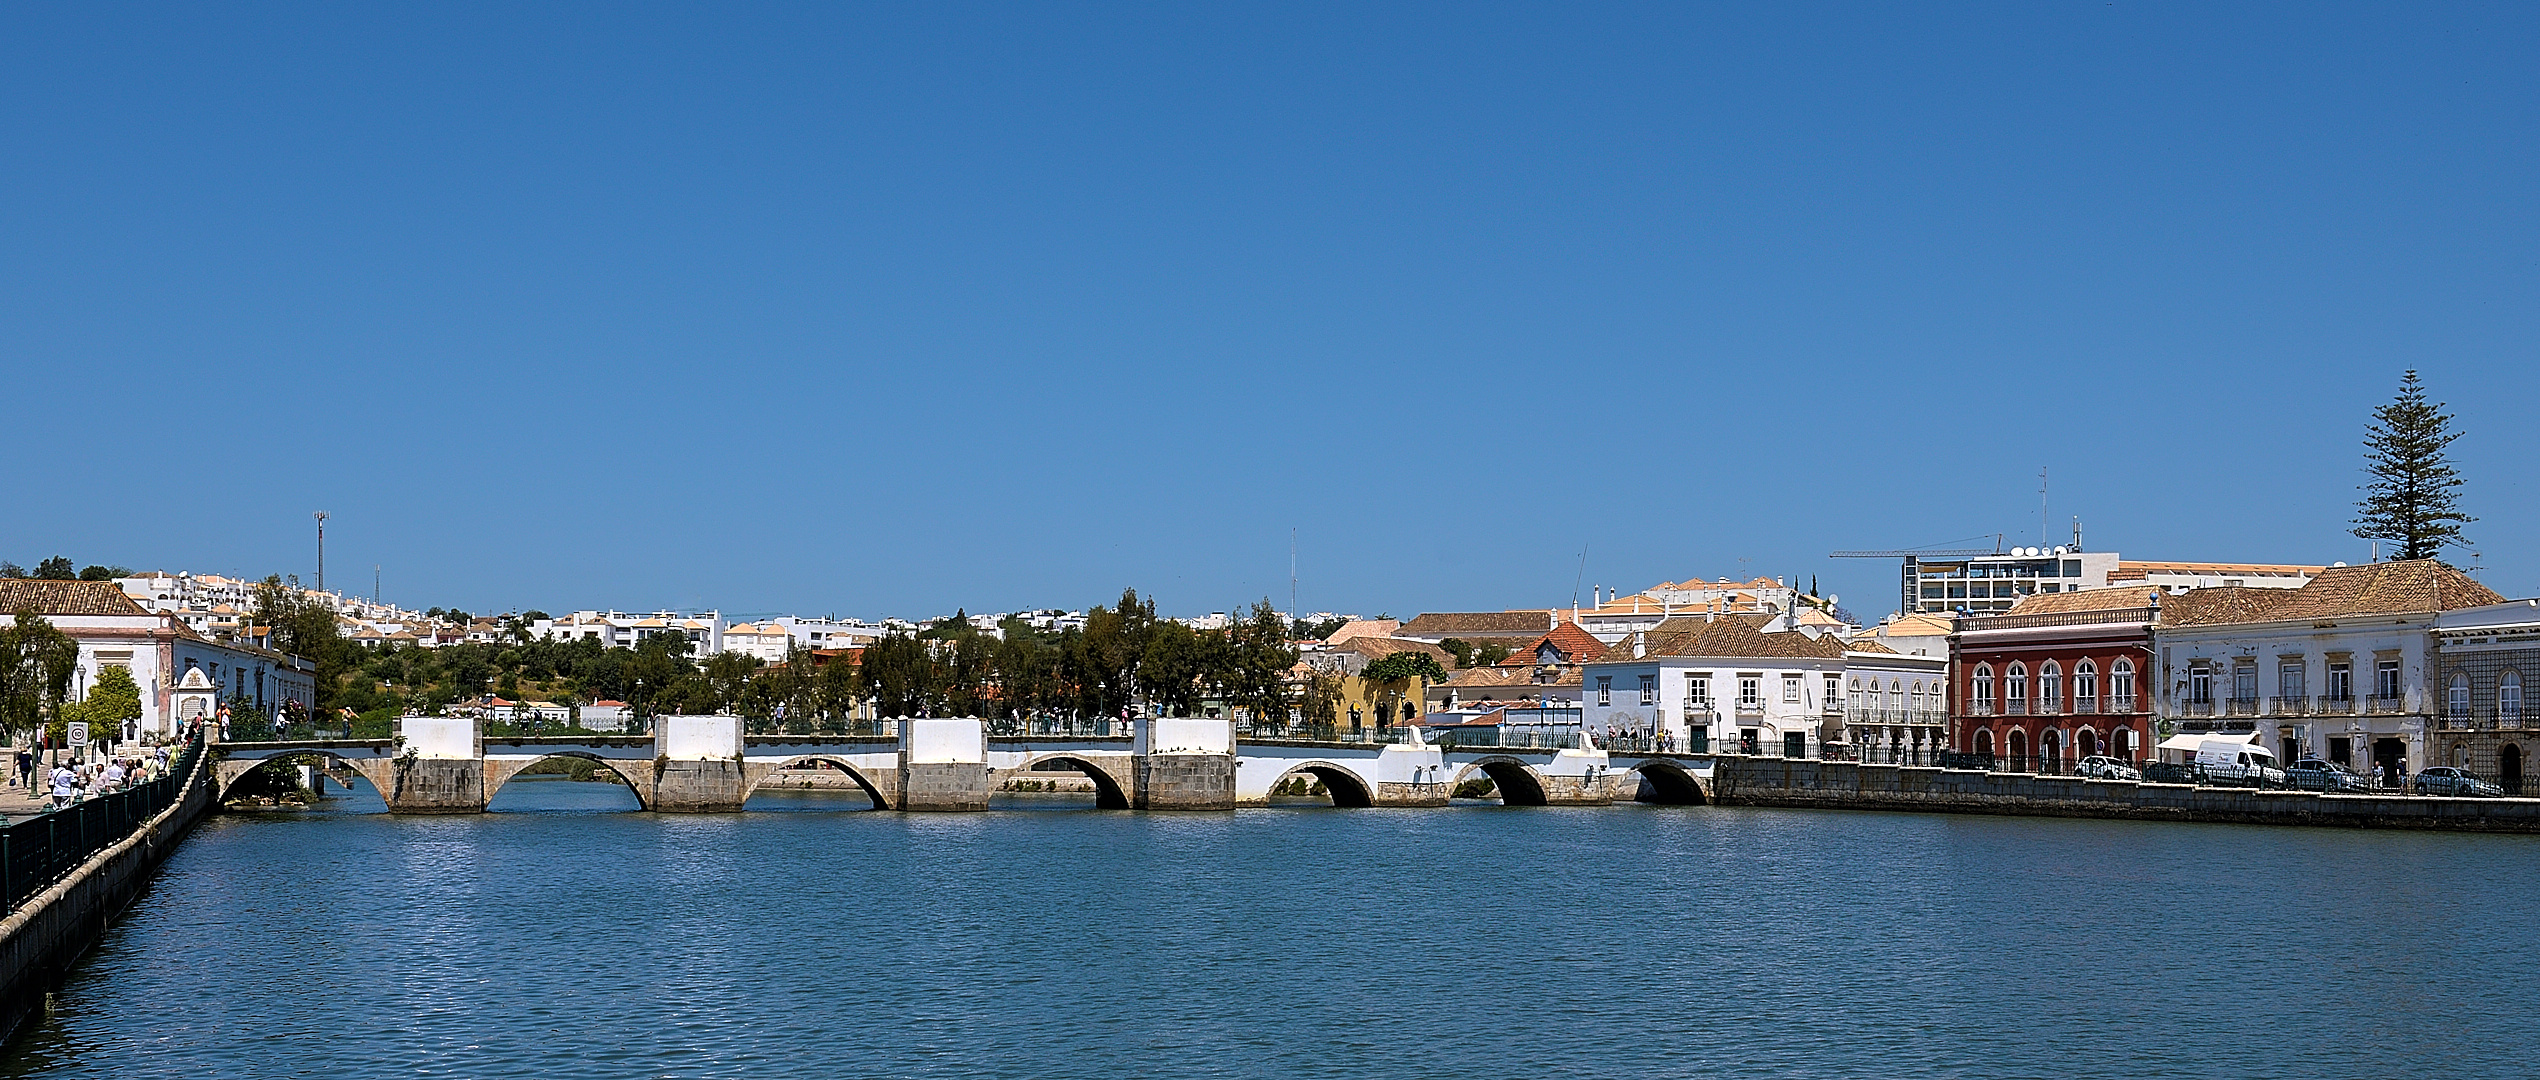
[14,746,175,811]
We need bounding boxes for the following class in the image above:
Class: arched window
[1848,678,1863,712]
[1975,728,1994,756]
[2503,671,2524,725]
[1973,665,1995,716]
[2449,673,2472,721]
[2040,662,2063,715]
[2074,660,2098,713]
[2006,663,2029,715]
[1888,679,1904,708]
[2111,658,2136,710]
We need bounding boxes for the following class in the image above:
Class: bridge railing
[3,733,204,915]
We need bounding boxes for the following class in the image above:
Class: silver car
[2412,766,2504,798]
[2286,759,2370,793]
[2076,755,2142,781]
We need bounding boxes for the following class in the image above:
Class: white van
[2193,738,2287,788]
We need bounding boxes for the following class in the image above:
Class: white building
[1580,614,1847,756]
[2,579,317,741]
[1873,541,2323,616]
[1840,642,1950,763]
[721,622,795,663]
[2153,560,2501,779]
[532,611,725,655]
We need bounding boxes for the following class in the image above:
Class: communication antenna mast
[313,511,328,593]
[1289,528,1297,625]
[2039,467,2049,551]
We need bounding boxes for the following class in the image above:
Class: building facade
[1842,643,1950,764]
[2428,599,2540,792]
[1582,615,1845,755]
[2153,561,2500,781]
[0,579,317,741]
[1951,588,2158,771]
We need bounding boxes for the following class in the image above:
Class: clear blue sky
[5,3,2535,621]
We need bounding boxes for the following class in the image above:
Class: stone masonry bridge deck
[213,716,1715,813]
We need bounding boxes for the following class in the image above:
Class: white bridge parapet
[659,715,743,760]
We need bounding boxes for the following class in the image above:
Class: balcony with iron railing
[2367,696,2409,715]
[2182,699,2217,718]
[2272,696,2312,716]
[2225,696,2261,717]
[2004,700,2029,716]
[1844,705,1950,728]
[2433,707,2530,731]
[2317,695,2357,716]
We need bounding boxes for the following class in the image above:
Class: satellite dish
[2052,546,2067,556]
[2331,561,2347,567]
[1828,594,1839,606]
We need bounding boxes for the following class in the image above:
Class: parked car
[2412,766,2504,798]
[2076,755,2142,781]
[2285,759,2370,793]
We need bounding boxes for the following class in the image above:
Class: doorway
[2373,737,2407,785]
[2503,744,2524,796]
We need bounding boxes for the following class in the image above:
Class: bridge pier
[1373,740,1450,807]
[900,719,990,811]
[651,717,747,811]
[383,718,488,813]
[1132,718,1235,810]
[1538,747,1617,806]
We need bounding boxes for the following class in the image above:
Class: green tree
[1438,638,1476,668]
[0,563,22,579]
[625,633,696,722]
[0,612,81,745]
[1360,650,1447,727]
[33,557,75,581]
[65,664,144,737]
[860,633,940,718]
[1220,600,1299,729]
[2353,369,2475,561]
[77,564,130,581]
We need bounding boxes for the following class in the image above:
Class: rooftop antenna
[313,511,328,593]
[1289,528,1297,625]
[374,564,380,604]
[2039,467,2049,550]
[1570,543,1588,616]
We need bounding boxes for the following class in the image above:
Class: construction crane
[1829,535,2005,559]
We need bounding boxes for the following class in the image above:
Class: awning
[2157,732,2257,753]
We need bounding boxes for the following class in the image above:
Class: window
[1973,665,1995,715]
[1686,673,1712,707]
[2232,663,2258,703]
[1638,674,1656,706]
[2063,559,2082,577]
[2189,666,2213,705]
[1848,678,1863,711]
[2376,660,2402,702]
[1825,675,1840,708]
[2040,662,2063,714]
[1782,674,1802,704]
[2448,674,2471,720]
[2278,661,2306,703]
[2499,672,2525,723]
[2111,658,2136,710]
[1596,676,1611,707]
[1739,676,1761,708]
[2074,660,2098,711]
[2006,663,2029,714]
[2327,661,2353,701]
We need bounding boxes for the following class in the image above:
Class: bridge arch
[216,750,392,805]
[1450,757,1552,806]
[1627,759,1708,805]
[1004,753,1131,810]
[1269,761,1374,808]
[484,752,653,811]
[741,755,891,810]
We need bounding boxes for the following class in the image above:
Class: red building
[1951,588,2159,771]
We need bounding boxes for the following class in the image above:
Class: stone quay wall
[1709,756,2540,832]
[0,744,218,1043]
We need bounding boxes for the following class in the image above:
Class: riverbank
[1708,756,2540,831]
[0,740,215,1045]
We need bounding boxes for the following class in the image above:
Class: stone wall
[0,743,218,1043]
[652,760,747,812]
[384,759,485,813]
[900,762,990,811]
[1133,754,1233,810]
[1710,756,2540,832]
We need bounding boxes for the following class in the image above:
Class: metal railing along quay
[2,734,204,915]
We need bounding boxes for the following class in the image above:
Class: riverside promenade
[0,735,213,1043]
[1708,755,2540,832]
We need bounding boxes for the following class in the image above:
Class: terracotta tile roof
[1395,611,1555,638]
[2109,560,2328,581]
[1442,666,1538,688]
[2000,587,2164,617]
[2161,560,2503,626]
[1320,618,1400,646]
[1598,614,1847,662]
[0,580,150,617]
[1846,640,1900,655]
[1498,621,1607,665]
[1333,637,1456,667]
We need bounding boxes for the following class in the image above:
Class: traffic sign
[67,722,89,747]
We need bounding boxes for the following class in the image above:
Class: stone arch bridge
[214,716,1712,813]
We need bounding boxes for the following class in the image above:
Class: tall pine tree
[2351,369,2473,561]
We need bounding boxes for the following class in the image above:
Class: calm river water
[4,777,2537,1079]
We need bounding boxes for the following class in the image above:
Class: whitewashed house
[1580,614,1846,755]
